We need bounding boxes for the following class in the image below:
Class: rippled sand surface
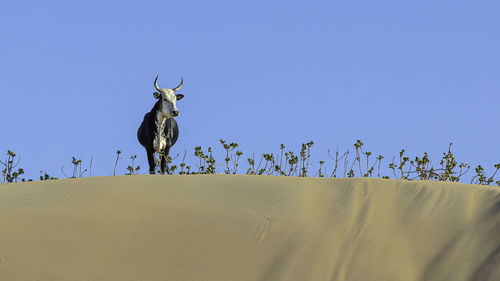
[0,175,499,281]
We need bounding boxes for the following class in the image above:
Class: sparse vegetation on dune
[0,150,26,183]
[1,140,499,186]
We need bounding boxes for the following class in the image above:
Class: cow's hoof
[149,171,155,175]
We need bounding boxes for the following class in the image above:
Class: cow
[137,75,184,174]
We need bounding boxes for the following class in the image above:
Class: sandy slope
[0,175,498,281]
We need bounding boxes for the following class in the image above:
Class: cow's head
[153,75,184,118]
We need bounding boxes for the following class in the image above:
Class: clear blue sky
[1,0,499,180]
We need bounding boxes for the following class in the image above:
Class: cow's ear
[153,92,161,99]
[176,94,184,101]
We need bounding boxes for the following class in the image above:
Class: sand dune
[0,175,498,281]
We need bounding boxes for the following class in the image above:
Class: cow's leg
[146,147,156,174]
[160,147,171,175]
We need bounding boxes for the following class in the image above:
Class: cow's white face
[154,89,184,118]
[153,76,184,118]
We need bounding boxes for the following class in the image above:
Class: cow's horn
[173,77,183,92]
[154,75,162,92]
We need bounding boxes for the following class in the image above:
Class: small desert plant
[299,141,314,177]
[220,139,242,174]
[327,147,347,178]
[193,146,216,174]
[178,150,188,175]
[126,155,141,175]
[258,153,274,175]
[89,156,93,177]
[61,156,86,178]
[246,153,256,175]
[471,163,500,185]
[316,160,326,177]
[0,150,27,183]
[113,150,121,176]
[286,151,299,176]
[165,153,180,174]
[39,170,58,180]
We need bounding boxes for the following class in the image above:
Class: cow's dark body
[137,101,179,174]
